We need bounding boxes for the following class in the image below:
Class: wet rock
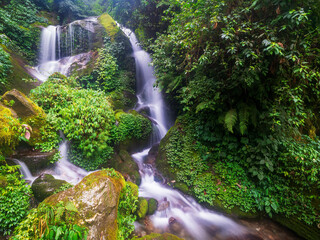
[31,174,67,202]
[147,198,158,215]
[136,197,149,219]
[45,170,125,240]
[133,232,183,240]
[158,197,170,212]
[13,149,56,175]
[145,144,159,165]
[168,217,184,235]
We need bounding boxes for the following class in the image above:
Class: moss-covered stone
[31,174,67,202]
[98,13,119,40]
[44,170,125,240]
[133,233,183,240]
[0,104,21,155]
[102,149,141,185]
[109,90,137,111]
[136,197,148,219]
[147,198,158,216]
[1,89,47,146]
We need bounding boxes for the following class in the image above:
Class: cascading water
[120,26,247,240]
[28,17,98,81]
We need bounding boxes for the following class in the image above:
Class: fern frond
[239,105,250,135]
[225,109,237,133]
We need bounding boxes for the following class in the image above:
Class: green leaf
[65,202,78,212]
[225,109,237,133]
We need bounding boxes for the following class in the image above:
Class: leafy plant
[0,161,31,235]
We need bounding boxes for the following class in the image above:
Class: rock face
[31,174,67,202]
[45,170,125,240]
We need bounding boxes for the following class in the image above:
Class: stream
[15,17,300,240]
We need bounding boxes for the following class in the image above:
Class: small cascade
[11,159,36,184]
[120,25,246,240]
[51,132,88,185]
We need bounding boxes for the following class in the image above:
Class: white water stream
[120,26,246,239]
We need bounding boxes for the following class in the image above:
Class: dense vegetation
[1,0,320,239]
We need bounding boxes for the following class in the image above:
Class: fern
[225,109,237,133]
[238,104,250,135]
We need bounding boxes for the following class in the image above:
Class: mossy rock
[136,197,149,219]
[273,214,320,240]
[45,170,125,240]
[102,149,141,185]
[133,233,183,240]
[173,182,190,195]
[0,104,21,155]
[147,198,158,216]
[98,13,119,40]
[31,174,68,202]
[1,89,47,146]
[110,90,137,111]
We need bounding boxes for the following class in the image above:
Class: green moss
[147,198,158,215]
[98,13,119,40]
[37,11,59,25]
[136,197,148,219]
[0,105,21,155]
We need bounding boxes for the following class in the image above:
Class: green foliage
[117,182,138,240]
[162,115,319,224]
[30,74,151,171]
[53,183,74,194]
[113,111,152,142]
[0,0,46,62]
[0,45,12,86]
[0,161,31,235]
[11,201,87,240]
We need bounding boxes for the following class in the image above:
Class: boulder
[45,170,125,240]
[31,174,67,202]
[1,89,42,119]
[147,198,158,215]
[133,233,183,240]
[136,197,148,219]
[103,149,141,185]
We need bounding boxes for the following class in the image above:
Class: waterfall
[29,17,99,81]
[120,26,246,240]
[39,26,58,63]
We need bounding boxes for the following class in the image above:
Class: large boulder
[45,170,125,240]
[31,174,67,202]
[1,89,42,119]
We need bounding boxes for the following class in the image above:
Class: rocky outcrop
[31,174,67,202]
[44,170,125,240]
